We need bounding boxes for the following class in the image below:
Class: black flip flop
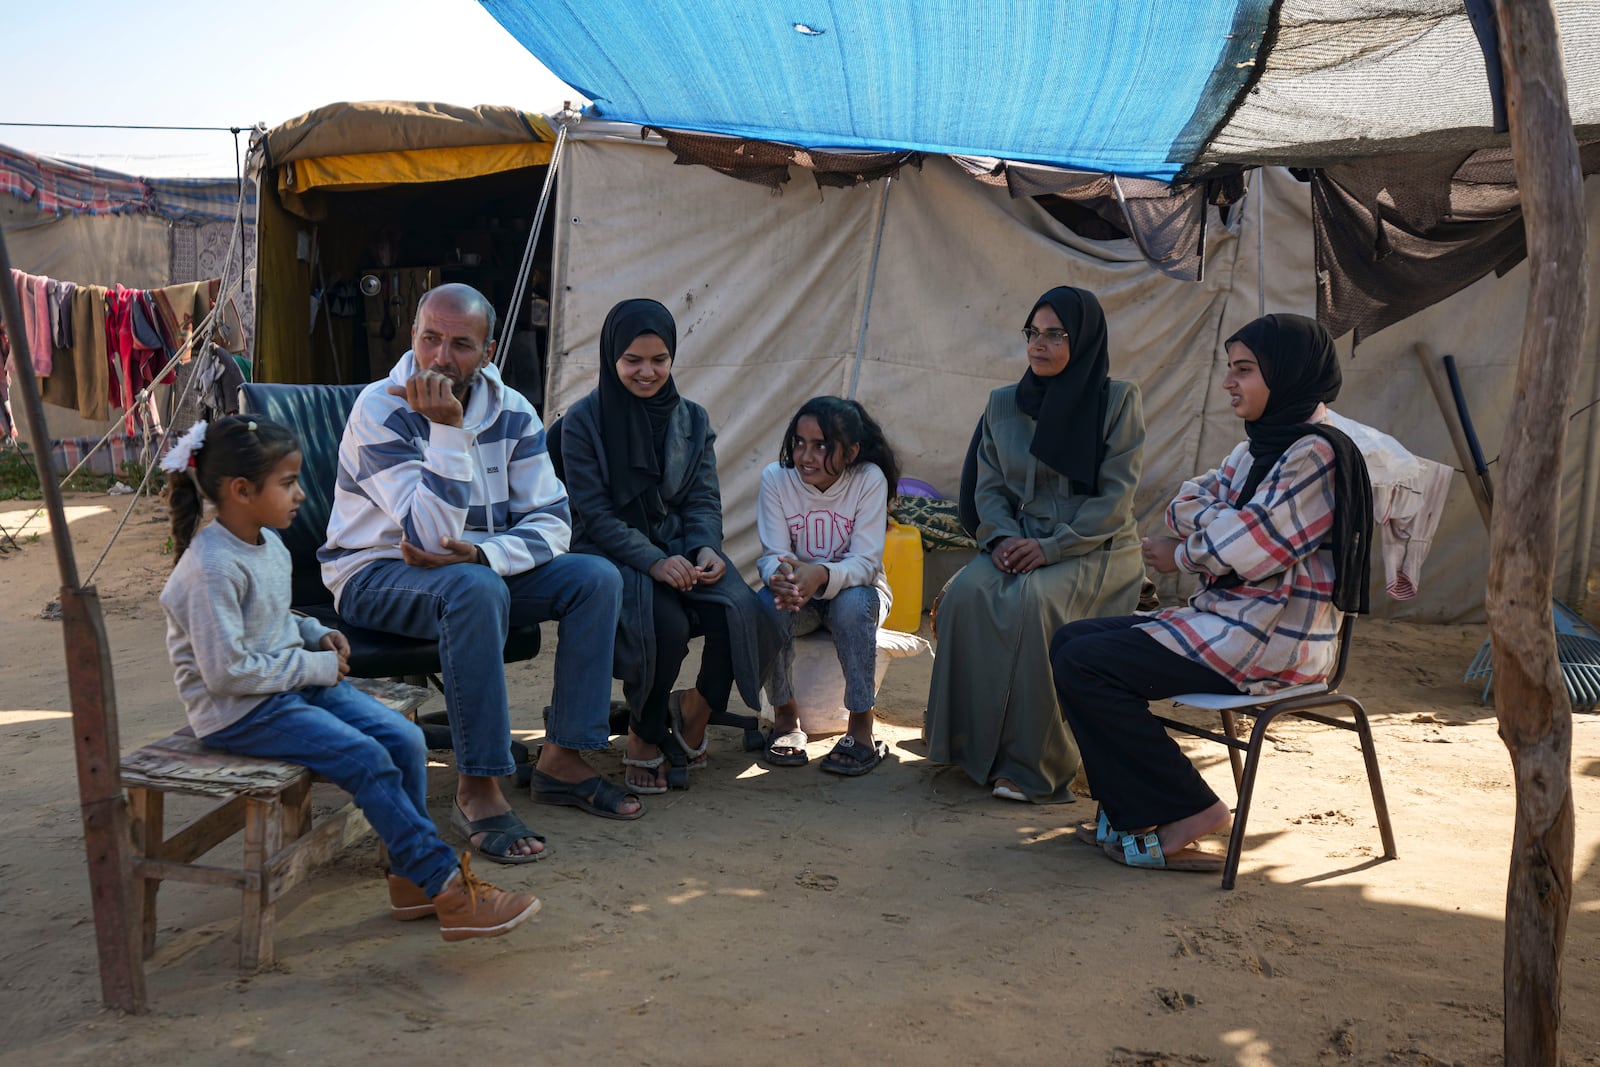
[529,769,645,820]
[819,736,889,777]
[450,804,548,864]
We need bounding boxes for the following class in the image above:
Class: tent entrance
[255,164,557,408]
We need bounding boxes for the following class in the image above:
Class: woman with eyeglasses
[561,298,778,794]
[756,396,901,776]
[923,286,1146,804]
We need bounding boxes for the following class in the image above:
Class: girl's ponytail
[167,471,204,563]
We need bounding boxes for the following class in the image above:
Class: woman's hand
[993,536,1045,574]
[649,554,700,591]
[791,561,830,602]
[694,547,726,585]
[764,559,806,607]
[1141,536,1184,574]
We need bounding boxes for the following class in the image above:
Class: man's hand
[320,631,351,678]
[694,547,726,586]
[992,536,1045,574]
[1141,536,1184,575]
[649,554,700,591]
[387,369,464,428]
[400,535,480,569]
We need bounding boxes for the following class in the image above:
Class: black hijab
[1015,286,1111,493]
[597,298,681,532]
[1227,313,1373,614]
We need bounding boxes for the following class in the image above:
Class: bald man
[323,284,639,865]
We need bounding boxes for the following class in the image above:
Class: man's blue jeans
[760,585,881,714]
[203,683,459,897]
[338,553,622,777]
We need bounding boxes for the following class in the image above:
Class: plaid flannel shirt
[1137,435,1343,694]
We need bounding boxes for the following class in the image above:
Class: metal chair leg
[1220,708,1245,790]
[1222,707,1279,891]
[1347,697,1398,859]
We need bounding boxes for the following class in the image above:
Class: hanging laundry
[49,279,75,349]
[8,269,52,376]
[69,285,110,422]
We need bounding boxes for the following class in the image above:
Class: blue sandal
[1074,808,1119,848]
[1102,830,1224,873]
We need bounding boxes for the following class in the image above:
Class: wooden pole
[1489,3,1585,1063]
[0,232,145,1011]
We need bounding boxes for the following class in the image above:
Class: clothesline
[1,268,245,438]
[2,169,253,586]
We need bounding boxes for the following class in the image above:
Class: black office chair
[239,382,543,783]
[547,416,764,787]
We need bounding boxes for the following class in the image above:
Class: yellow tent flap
[280,141,554,195]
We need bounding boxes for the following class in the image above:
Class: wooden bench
[121,678,432,972]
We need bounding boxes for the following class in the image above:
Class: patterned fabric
[48,433,157,477]
[890,494,975,551]
[146,176,256,225]
[1136,435,1342,695]
[0,145,250,223]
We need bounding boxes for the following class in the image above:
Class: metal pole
[847,175,893,400]
[1256,167,1266,316]
[0,229,145,1011]
[496,104,579,366]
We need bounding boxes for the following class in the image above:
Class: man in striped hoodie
[323,284,635,863]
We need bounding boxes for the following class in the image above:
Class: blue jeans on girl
[202,681,459,896]
[760,585,881,713]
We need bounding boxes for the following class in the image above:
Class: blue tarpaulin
[480,0,1271,180]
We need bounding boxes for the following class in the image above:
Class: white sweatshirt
[755,461,892,612]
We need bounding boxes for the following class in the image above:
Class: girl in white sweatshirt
[757,396,900,776]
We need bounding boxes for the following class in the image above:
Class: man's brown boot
[387,874,435,920]
[432,852,541,942]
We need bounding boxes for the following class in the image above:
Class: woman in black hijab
[924,286,1147,804]
[561,298,777,793]
[1049,313,1373,872]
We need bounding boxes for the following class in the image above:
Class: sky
[1,0,582,178]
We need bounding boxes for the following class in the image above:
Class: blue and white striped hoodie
[319,352,571,607]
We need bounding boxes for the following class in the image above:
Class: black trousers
[1049,615,1239,830]
[634,589,735,746]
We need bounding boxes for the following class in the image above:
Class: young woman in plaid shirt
[1050,314,1373,872]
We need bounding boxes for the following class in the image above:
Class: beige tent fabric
[548,136,1600,622]
[262,102,546,167]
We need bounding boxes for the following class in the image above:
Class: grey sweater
[160,522,340,738]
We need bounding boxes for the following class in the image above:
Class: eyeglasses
[1022,327,1069,346]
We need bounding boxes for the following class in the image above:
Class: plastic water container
[882,519,924,633]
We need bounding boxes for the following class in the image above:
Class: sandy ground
[1,494,1599,1067]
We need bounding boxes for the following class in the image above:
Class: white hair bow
[160,420,209,474]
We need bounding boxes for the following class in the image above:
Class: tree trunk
[1490,3,1586,1064]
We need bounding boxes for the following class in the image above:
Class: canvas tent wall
[542,125,1600,624]
[251,101,556,390]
